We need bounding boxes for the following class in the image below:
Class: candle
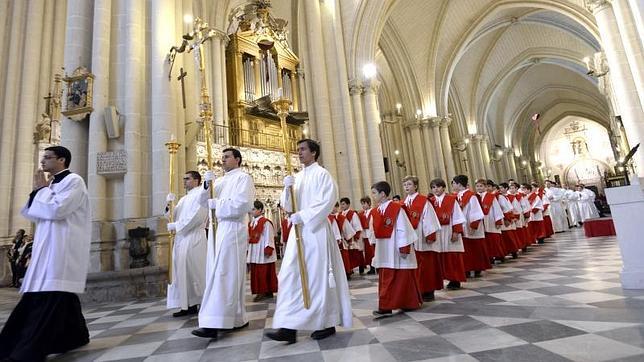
[277,88,283,99]
[171,133,176,142]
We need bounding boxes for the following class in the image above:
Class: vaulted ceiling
[371,0,608,159]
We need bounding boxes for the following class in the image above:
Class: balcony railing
[197,123,299,152]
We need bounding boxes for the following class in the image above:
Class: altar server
[165,171,208,317]
[192,148,256,340]
[267,139,352,344]
[248,200,278,302]
[1,146,91,361]
[370,181,423,316]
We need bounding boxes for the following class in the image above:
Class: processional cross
[177,68,187,109]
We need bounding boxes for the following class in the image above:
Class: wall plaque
[97,150,127,176]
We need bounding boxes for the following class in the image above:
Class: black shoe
[173,305,198,317]
[192,327,218,339]
[232,321,249,331]
[446,281,461,290]
[264,293,274,299]
[366,267,376,275]
[266,328,297,344]
[372,309,393,317]
[511,252,518,259]
[359,266,365,275]
[538,238,545,244]
[422,291,435,302]
[311,327,336,340]
[474,271,482,278]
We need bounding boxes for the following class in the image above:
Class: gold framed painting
[62,66,94,121]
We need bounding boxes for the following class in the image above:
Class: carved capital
[363,78,380,94]
[439,116,452,128]
[348,78,363,96]
[586,0,612,14]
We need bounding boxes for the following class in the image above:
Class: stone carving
[195,142,299,207]
[33,113,52,144]
[97,150,128,176]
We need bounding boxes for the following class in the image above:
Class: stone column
[297,66,308,111]
[408,121,429,191]
[61,0,93,180]
[469,135,481,179]
[320,1,357,200]
[421,119,437,180]
[150,0,176,214]
[440,117,456,180]
[589,0,644,178]
[350,80,372,192]
[122,0,145,218]
[466,136,479,181]
[509,150,519,180]
[613,0,644,107]
[503,148,513,181]
[210,30,227,144]
[88,0,111,222]
[11,0,46,233]
[0,1,26,236]
[480,135,494,179]
[302,0,338,177]
[363,79,386,182]
[430,118,446,180]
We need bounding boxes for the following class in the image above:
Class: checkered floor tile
[3,228,644,361]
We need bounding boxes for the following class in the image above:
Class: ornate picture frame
[62,66,94,121]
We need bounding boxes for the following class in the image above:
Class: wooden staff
[165,135,181,281]
[272,93,311,309]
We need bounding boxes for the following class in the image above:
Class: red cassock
[358,209,375,266]
[344,210,366,270]
[372,202,422,311]
[527,194,546,241]
[480,193,505,259]
[330,214,352,274]
[460,191,491,272]
[403,194,443,293]
[431,194,466,282]
[248,218,278,294]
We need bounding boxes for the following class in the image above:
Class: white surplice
[369,200,419,269]
[247,216,277,264]
[544,187,568,232]
[579,188,600,221]
[166,186,208,310]
[198,168,256,329]
[20,172,90,294]
[564,189,582,225]
[274,162,352,331]
[403,193,441,253]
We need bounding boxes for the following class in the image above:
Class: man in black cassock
[0,146,91,361]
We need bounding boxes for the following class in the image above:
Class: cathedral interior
[1,0,644,360]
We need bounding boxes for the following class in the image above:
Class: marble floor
[2,228,644,361]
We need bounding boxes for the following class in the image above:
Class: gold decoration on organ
[225,0,306,151]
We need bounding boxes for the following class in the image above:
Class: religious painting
[62,66,95,121]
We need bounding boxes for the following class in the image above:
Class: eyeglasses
[182,177,192,180]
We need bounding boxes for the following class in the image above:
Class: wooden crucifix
[177,67,188,109]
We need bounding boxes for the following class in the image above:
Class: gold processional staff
[165,136,180,281]
[272,90,311,309]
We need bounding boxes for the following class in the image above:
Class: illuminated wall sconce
[395,103,402,116]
